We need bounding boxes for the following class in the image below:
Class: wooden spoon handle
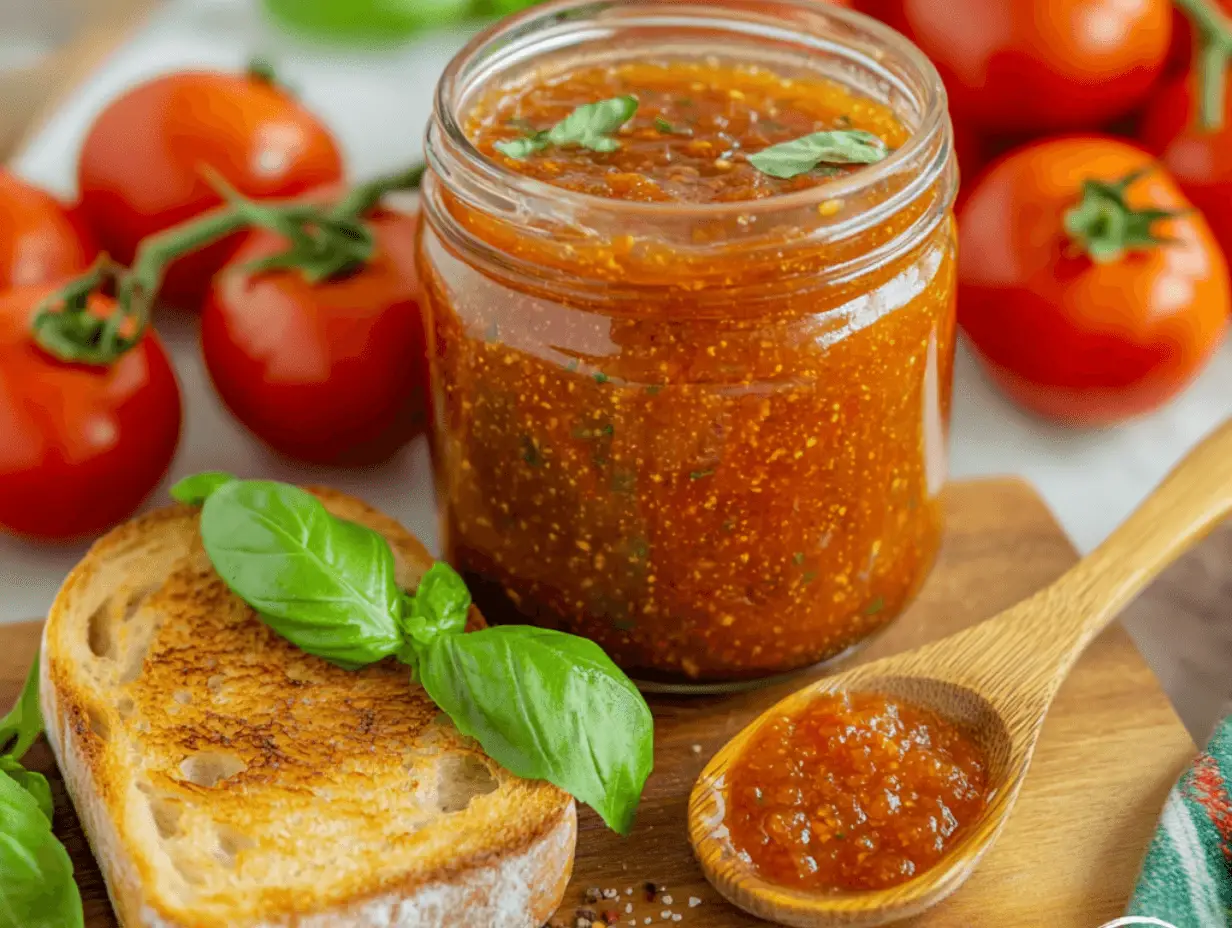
[949,419,1232,704]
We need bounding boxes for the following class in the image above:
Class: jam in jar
[419,0,957,686]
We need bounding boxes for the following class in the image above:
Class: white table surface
[3,0,1230,734]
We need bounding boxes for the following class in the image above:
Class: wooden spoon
[690,418,1232,928]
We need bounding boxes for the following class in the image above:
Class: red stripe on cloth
[1185,751,1232,861]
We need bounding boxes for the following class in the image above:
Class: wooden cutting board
[0,478,1195,928]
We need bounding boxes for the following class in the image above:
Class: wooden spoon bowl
[691,418,1232,927]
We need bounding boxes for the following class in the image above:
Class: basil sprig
[0,651,86,928]
[495,96,638,160]
[748,129,889,179]
[177,473,655,834]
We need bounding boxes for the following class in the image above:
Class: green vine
[1174,0,1232,130]
[32,164,424,367]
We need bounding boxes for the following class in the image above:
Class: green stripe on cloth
[1128,717,1232,927]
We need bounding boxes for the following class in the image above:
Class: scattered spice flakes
[792,551,805,566]
[594,371,610,384]
[644,384,663,395]
[643,881,659,902]
[521,435,546,467]
[864,595,885,615]
[802,570,818,585]
[689,468,715,481]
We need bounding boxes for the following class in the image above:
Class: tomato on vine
[957,137,1228,425]
[0,267,181,540]
[1141,0,1232,263]
[200,174,426,465]
[76,66,343,309]
[0,171,97,291]
[856,0,1172,135]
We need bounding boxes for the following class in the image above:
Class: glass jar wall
[418,0,957,688]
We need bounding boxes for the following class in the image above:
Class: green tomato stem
[1174,0,1232,131]
[30,164,425,367]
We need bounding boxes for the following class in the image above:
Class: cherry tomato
[77,70,344,309]
[856,0,1172,135]
[0,286,182,540]
[1139,69,1232,260]
[0,171,97,291]
[958,137,1229,425]
[200,203,425,465]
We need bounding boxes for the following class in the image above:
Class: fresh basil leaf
[171,471,236,505]
[415,626,654,834]
[199,480,402,669]
[496,96,638,160]
[0,653,42,763]
[399,562,471,659]
[0,769,83,928]
[495,133,549,159]
[0,758,52,822]
[748,129,888,179]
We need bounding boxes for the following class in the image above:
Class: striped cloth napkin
[1126,716,1232,927]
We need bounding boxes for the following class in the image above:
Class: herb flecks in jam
[727,692,988,892]
[472,60,907,203]
[425,55,955,683]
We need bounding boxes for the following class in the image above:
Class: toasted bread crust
[42,490,575,927]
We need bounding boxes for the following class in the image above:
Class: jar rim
[430,0,952,225]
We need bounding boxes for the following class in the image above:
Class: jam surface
[727,692,988,891]
[423,55,956,683]
[468,60,909,203]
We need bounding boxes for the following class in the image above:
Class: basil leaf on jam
[748,129,889,179]
[411,626,654,835]
[496,96,638,159]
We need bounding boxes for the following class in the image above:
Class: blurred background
[1,0,1230,739]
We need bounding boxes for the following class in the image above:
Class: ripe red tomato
[856,0,1172,135]
[1139,69,1232,260]
[958,137,1228,425]
[0,285,182,540]
[77,70,344,309]
[0,171,97,291]
[200,204,425,465]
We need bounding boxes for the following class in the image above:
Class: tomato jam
[420,0,957,685]
[727,692,988,891]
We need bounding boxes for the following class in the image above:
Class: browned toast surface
[42,489,575,927]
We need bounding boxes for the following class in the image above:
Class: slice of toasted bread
[41,488,576,928]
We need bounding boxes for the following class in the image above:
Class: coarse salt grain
[673,917,682,923]
[604,889,619,899]
[662,896,673,905]
[626,904,634,914]
[691,744,702,754]
[661,912,671,920]
[688,897,701,908]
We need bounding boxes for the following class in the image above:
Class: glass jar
[418,0,957,689]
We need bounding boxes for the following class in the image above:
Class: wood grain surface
[0,479,1197,928]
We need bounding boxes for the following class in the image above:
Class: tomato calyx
[30,256,143,365]
[1174,0,1232,130]
[1063,169,1185,264]
[247,57,280,87]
